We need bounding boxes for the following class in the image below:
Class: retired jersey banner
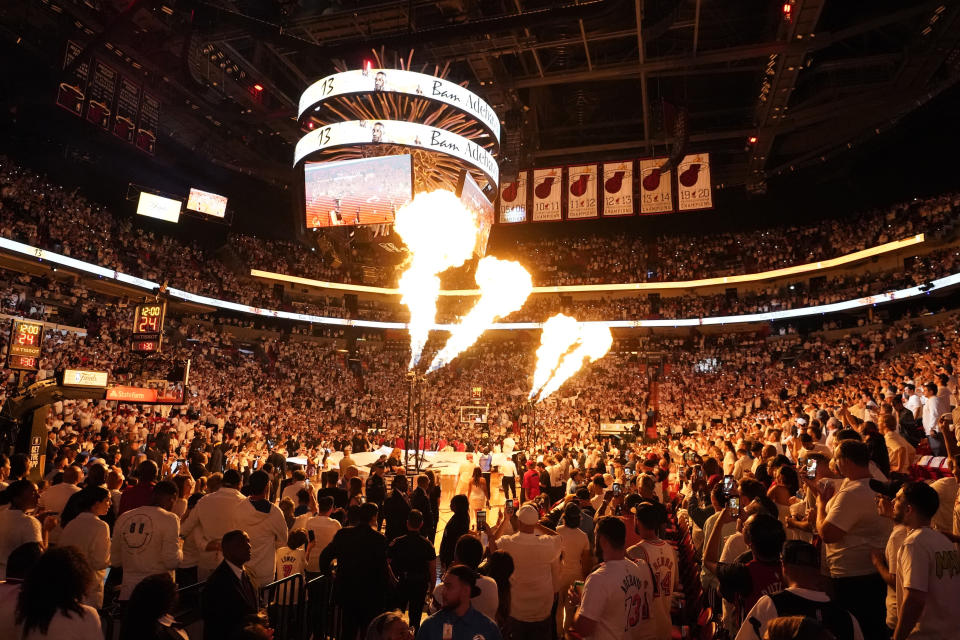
[602,161,634,216]
[677,153,713,211]
[136,92,159,155]
[531,168,562,221]
[56,40,89,117]
[638,158,673,214]
[112,75,141,144]
[85,59,118,131]
[566,164,599,219]
[498,172,528,224]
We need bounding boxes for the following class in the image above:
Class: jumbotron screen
[458,172,494,257]
[136,191,181,223]
[186,188,228,218]
[304,155,413,228]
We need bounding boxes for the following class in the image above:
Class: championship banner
[638,158,673,214]
[85,59,118,131]
[294,119,499,187]
[602,161,634,216]
[498,172,528,224]
[112,75,141,144]
[677,152,713,211]
[298,69,500,143]
[136,92,159,155]
[56,40,88,117]
[566,164,599,219]
[531,167,562,222]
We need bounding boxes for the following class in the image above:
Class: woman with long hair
[438,494,470,570]
[119,573,187,640]
[171,474,195,520]
[12,546,100,639]
[480,550,514,637]
[59,487,111,608]
[347,476,365,508]
[468,467,489,521]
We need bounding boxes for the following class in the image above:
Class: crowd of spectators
[3,156,960,640]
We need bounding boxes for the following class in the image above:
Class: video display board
[304,154,412,228]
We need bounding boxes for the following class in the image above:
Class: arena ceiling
[3,0,959,191]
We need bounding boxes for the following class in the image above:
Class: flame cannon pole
[405,371,425,473]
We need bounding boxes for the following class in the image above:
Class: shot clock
[7,319,44,371]
[132,302,166,353]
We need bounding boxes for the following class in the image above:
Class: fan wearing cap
[418,564,502,640]
[489,503,561,637]
[734,540,863,640]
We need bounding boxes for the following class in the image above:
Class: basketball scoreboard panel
[7,319,44,371]
[132,302,166,353]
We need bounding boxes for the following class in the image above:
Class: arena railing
[250,233,926,295]
[2,235,959,331]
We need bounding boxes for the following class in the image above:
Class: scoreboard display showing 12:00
[8,319,44,370]
[132,302,166,353]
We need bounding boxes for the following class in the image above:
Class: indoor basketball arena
[0,1,959,640]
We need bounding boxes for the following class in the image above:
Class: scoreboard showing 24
[132,302,166,353]
[7,319,44,371]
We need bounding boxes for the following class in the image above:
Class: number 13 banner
[566,164,599,219]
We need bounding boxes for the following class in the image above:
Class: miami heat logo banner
[677,153,713,211]
[531,168,563,221]
[566,164,599,219]
[601,161,634,216]
[638,158,673,215]
[498,171,528,224]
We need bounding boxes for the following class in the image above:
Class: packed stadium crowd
[2,154,960,640]
[3,156,959,329]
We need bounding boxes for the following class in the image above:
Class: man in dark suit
[317,502,390,640]
[410,474,434,541]
[382,474,411,542]
[201,530,260,640]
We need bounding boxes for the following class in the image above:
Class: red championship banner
[531,167,562,221]
[677,152,713,211]
[638,158,673,215]
[136,92,160,155]
[85,59,118,131]
[498,171,528,224]
[601,161,634,216]
[112,75,141,144]
[566,164,599,219]
[56,40,89,117]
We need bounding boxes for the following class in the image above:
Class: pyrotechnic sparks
[426,257,532,373]
[394,190,478,368]
[529,314,613,403]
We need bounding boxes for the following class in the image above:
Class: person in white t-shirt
[892,481,960,640]
[868,479,909,635]
[499,456,518,502]
[627,502,678,640]
[808,439,891,640]
[304,496,341,573]
[556,504,591,634]
[111,481,182,601]
[0,480,52,581]
[568,516,657,640]
[491,503,562,636]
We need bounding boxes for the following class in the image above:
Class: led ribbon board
[298,69,501,144]
[1,236,957,331]
[294,119,499,187]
